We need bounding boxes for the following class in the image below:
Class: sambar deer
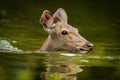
[39,8,93,53]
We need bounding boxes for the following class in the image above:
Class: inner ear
[40,10,52,27]
[53,17,61,23]
[40,10,56,32]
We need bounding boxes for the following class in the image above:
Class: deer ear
[40,10,55,32]
[53,8,68,23]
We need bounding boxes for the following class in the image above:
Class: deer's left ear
[40,10,55,32]
[53,8,68,23]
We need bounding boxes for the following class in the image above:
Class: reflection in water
[41,53,83,80]
[0,51,120,80]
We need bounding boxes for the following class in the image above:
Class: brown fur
[39,8,93,53]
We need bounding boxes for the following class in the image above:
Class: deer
[39,8,93,53]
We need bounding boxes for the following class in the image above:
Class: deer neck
[40,34,59,51]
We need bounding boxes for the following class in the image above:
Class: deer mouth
[79,48,91,54]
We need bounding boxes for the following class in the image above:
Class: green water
[0,0,120,80]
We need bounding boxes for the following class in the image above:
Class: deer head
[39,8,93,53]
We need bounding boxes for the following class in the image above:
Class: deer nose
[86,43,94,51]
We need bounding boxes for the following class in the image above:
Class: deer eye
[61,30,68,35]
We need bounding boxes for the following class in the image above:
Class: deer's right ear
[40,10,54,32]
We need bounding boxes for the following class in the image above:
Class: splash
[0,39,22,52]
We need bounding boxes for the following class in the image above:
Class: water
[0,51,120,80]
[0,0,120,80]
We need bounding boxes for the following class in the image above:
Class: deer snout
[86,43,94,51]
[78,42,94,53]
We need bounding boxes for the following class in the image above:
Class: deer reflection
[41,53,83,80]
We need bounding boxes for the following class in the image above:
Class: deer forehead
[55,22,79,33]
[62,26,78,35]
